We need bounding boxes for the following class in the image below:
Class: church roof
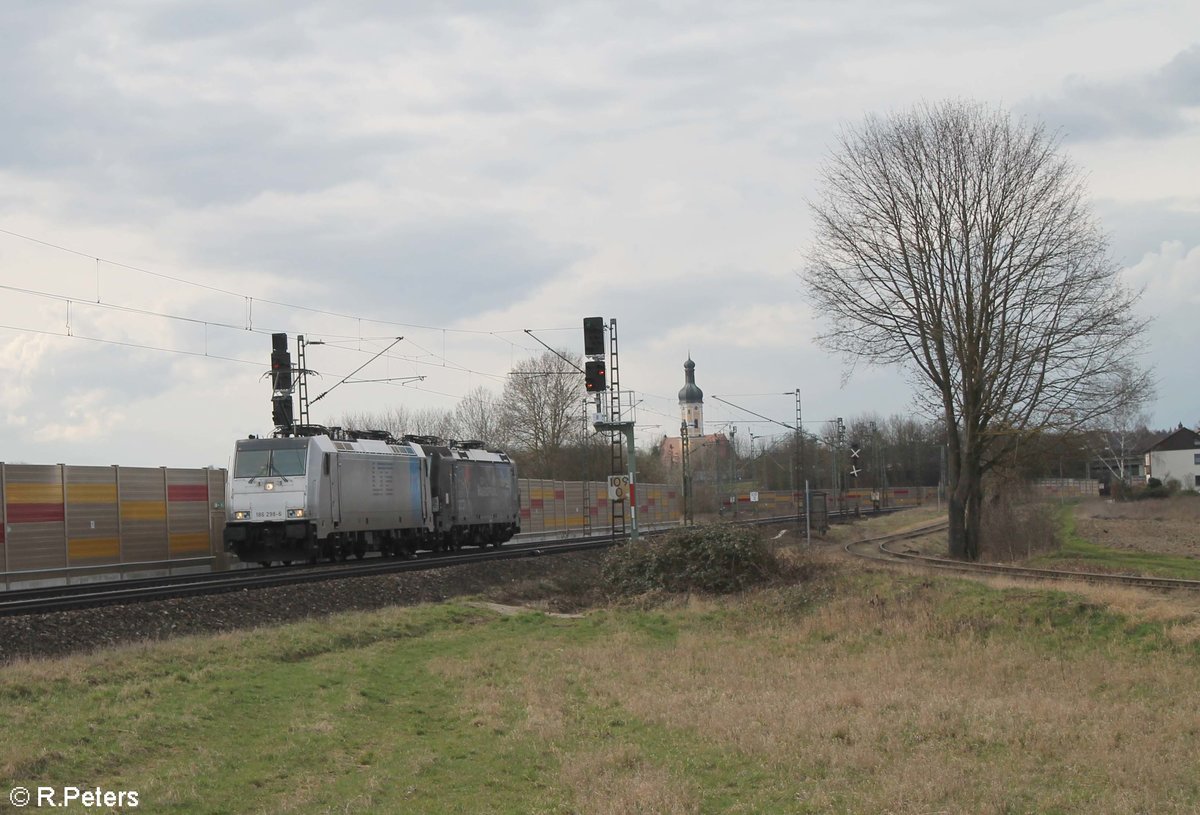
[678,357,703,403]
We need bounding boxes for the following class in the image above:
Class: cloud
[1023,44,1200,141]
[1120,241,1200,426]
[0,1,1197,468]
[1097,198,1200,266]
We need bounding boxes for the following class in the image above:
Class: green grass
[1030,509,1200,580]
[2,604,579,814]
[4,568,1200,813]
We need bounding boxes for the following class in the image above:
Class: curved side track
[846,520,1200,592]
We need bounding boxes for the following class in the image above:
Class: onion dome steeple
[678,357,703,403]
[678,356,704,435]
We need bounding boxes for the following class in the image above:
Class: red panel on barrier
[530,498,544,509]
[520,508,531,519]
[167,484,209,502]
[554,489,565,500]
[7,503,66,523]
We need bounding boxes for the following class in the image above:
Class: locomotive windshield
[233,439,308,479]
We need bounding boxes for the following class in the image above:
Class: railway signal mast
[266,333,411,438]
[270,332,295,435]
[583,316,638,542]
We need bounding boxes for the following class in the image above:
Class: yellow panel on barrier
[6,482,64,503]
[121,501,167,521]
[169,532,209,555]
[68,538,120,560]
[67,483,119,504]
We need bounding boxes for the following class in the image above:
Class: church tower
[678,356,704,436]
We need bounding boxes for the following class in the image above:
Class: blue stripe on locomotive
[409,457,422,510]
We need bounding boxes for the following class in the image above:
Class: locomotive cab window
[271,448,307,476]
[234,450,271,479]
[233,441,309,479]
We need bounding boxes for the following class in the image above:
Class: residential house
[1143,426,1200,489]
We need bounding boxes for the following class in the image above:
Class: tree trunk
[947,441,984,561]
[964,477,983,561]
[947,491,968,559]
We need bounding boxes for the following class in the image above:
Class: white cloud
[0,1,1197,465]
[1121,241,1200,425]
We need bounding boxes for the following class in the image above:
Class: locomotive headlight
[287,508,305,518]
[234,511,249,520]
[264,482,275,491]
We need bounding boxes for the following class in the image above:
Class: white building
[1143,426,1200,489]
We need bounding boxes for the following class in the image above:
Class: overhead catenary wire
[0,321,262,368]
[0,272,532,388]
[0,225,574,337]
[0,228,692,419]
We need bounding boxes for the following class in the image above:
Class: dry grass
[435,577,1200,814]
[820,505,947,546]
[978,575,1200,645]
[558,744,700,815]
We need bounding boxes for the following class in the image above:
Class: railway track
[0,505,936,619]
[846,519,1200,591]
[0,506,904,617]
[0,536,615,617]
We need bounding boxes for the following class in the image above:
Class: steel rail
[845,520,1200,591]
[0,505,913,616]
[0,536,616,617]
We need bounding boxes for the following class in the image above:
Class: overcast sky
[0,0,1196,469]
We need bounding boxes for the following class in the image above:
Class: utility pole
[729,425,738,519]
[794,389,803,529]
[681,421,693,526]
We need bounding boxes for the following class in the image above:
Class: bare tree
[803,100,1149,559]
[453,385,507,446]
[498,350,584,477]
[1088,367,1155,489]
[338,405,457,440]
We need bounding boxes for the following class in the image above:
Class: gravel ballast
[0,550,606,663]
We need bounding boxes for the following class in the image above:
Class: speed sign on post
[608,474,630,501]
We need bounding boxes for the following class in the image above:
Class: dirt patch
[1074,498,1200,558]
[1073,516,1200,558]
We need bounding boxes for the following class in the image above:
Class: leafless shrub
[978,478,1061,562]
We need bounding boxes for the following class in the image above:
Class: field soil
[1074,497,1200,558]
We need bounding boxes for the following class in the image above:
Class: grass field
[5,554,1200,814]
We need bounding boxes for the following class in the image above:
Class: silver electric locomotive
[224,430,519,565]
